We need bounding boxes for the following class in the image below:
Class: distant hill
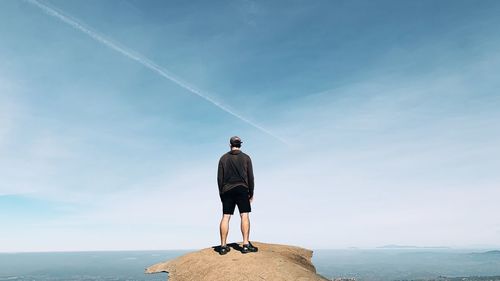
[378,244,451,249]
[470,250,500,256]
[482,250,500,255]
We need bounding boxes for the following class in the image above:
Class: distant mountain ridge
[378,244,451,249]
[470,250,500,255]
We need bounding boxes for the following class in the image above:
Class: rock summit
[145,241,329,281]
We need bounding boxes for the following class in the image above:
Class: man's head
[230,136,242,148]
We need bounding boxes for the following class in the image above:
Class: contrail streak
[26,0,286,144]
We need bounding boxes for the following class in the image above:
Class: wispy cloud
[25,0,287,144]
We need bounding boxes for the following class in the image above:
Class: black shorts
[221,185,251,215]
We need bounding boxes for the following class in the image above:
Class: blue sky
[1,0,500,252]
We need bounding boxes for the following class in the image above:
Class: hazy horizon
[1,248,500,281]
[1,0,500,252]
[1,245,500,254]
[2,240,500,254]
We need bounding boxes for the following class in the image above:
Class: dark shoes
[218,245,231,255]
[218,242,258,255]
[241,242,258,254]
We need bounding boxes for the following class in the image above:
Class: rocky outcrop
[145,241,329,281]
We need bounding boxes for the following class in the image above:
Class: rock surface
[145,241,329,281]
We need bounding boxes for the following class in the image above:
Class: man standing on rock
[217,136,258,255]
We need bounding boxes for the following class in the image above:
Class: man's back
[217,149,254,197]
[216,136,257,255]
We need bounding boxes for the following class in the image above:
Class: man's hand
[249,196,253,203]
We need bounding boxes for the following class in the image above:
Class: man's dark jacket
[217,149,254,198]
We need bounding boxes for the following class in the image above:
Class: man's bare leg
[240,212,250,245]
[219,214,231,246]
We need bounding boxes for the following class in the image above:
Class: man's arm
[217,159,224,195]
[247,156,254,199]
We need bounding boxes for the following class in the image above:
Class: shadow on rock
[212,242,243,253]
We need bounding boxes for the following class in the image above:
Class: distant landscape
[377,245,451,249]
[313,248,500,281]
[1,248,500,281]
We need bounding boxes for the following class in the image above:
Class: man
[217,136,258,255]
